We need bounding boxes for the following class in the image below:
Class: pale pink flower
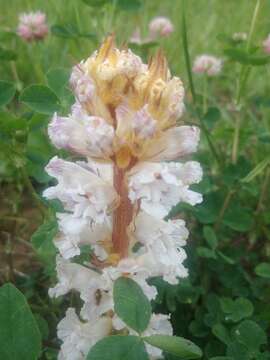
[149,16,174,39]
[130,27,143,44]
[192,54,223,76]
[17,11,48,42]
[263,34,270,54]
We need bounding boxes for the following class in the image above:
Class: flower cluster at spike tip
[44,35,203,360]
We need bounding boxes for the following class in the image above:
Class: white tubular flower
[48,104,114,159]
[70,63,95,103]
[45,35,203,360]
[102,258,158,301]
[43,156,118,223]
[142,126,200,161]
[116,103,157,142]
[128,161,203,218]
[50,257,114,322]
[192,54,223,76]
[134,212,188,284]
[49,256,100,299]
[149,17,174,39]
[55,213,111,260]
[58,308,111,360]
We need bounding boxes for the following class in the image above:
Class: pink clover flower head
[149,16,174,39]
[192,54,223,76]
[263,34,270,54]
[17,11,49,42]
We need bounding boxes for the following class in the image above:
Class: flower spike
[45,35,202,359]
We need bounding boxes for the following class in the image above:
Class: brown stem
[112,164,134,258]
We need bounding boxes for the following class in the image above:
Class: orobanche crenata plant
[44,35,203,360]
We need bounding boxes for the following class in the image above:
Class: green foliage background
[0,0,270,359]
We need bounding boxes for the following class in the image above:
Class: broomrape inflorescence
[44,35,202,360]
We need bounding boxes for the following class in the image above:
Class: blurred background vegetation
[0,0,270,359]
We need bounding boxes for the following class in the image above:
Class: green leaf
[26,121,55,182]
[20,85,60,114]
[51,24,78,38]
[256,353,270,360]
[197,246,216,259]
[203,226,218,249]
[116,0,142,11]
[223,158,252,186]
[177,280,201,304]
[194,192,222,224]
[241,157,270,183]
[87,335,149,360]
[210,357,233,360]
[46,67,70,97]
[217,251,235,265]
[220,297,253,322]
[223,206,253,232]
[113,277,151,333]
[46,67,74,109]
[144,335,202,359]
[0,283,41,360]
[233,320,267,351]
[51,24,96,40]
[203,107,221,129]
[224,48,270,66]
[0,81,16,107]
[0,111,27,135]
[34,314,49,340]
[212,323,231,345]
[31,218,58,263]
[0,47,17,61]
[226,341,249,360]
[255,263,270,279]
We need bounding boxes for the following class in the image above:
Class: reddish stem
[112,165,133,258]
